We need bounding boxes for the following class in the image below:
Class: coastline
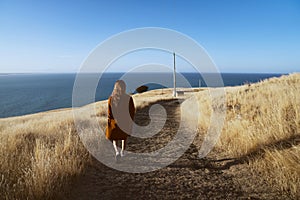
[0,73,299,199]
[0,73,286,118]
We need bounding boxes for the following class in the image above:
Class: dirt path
[67,99,280,199]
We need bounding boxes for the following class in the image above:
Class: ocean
[0,73,284,118]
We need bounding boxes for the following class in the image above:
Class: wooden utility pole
[173,52,177,97]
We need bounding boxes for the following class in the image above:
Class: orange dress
[105,94,135,141]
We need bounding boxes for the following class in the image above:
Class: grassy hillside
[0,89,175,199]
[195,73,300,198]
[0,73,299,199]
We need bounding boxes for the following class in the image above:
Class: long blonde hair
[111,80,126,107]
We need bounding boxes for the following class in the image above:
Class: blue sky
[0,0,299,73]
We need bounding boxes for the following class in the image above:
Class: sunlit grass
[0,74,299,199]
[195,73,300,198]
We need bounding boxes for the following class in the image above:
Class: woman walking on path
[106,80,135,161]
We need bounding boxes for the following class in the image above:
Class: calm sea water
[0,73,283,118]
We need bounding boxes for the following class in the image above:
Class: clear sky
[0,0,299,73]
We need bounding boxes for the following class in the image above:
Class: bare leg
[121,140,126,157]
[112,140,119,155]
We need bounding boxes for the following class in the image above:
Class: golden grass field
[0,73,299,199]
[196,73,300,198]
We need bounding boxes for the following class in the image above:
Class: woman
[106,80,135,160]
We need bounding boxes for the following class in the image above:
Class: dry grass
[0,116,90,199]
[195,73,300,198]
[0,89,175,199]
[0,99,115,199]
[0,74,299,199]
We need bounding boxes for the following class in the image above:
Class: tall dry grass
[0,113,91,199]
[196,73,300,198]
[1,74,299,199]
[0,89,175,199]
